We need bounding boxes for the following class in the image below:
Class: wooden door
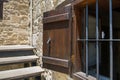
[43,5,72,74]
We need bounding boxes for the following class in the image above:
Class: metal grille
[78,0,114,80]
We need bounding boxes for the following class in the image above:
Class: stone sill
[73,72,96,80]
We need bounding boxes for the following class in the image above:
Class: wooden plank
[43,56,69,68]
[43,13,69,23]
[43,5,72,74]
[43,63,69,74]
[73,72,96,80]
[43,5,71,18]
[0,55,39,65]
[0,45,34,52]
[73,0,96,7]
[0,66,44,80]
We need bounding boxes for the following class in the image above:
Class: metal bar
[85,0,89,77]
[109,0,113,80]
[96,0,99,79]
[77,39,120,42]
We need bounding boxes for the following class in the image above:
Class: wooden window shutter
[43,5,72,74]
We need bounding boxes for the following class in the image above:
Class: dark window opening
[0,0,8,20]
[76,0,120,80]
[0,2,3,20]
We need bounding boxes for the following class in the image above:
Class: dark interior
[75,0,120,80]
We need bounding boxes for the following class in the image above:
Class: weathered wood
[0,55,38,65]
[44,63,69,74]
[0,45,34,52]
[43,5,71,18]
[43,13,69,23]
[0,66,44,80]
[43,5,72,74]
[73,72,96,80]
[43,56,69,68]
[72,6,83,73]
[73,0,96,7]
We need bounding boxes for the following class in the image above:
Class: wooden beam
[43,56,69,68]
[43,13,69,23]
[73,0,96,7]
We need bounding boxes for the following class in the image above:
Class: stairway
[0,45,44,80]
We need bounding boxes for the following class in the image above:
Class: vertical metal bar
[96,0,99,79]
[86,0,89,77]
[109,0,113,80]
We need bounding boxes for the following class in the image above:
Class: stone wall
[0,0,30,74]
[0,0,30,45]
[0,0,74,79]
[32,0,73,80]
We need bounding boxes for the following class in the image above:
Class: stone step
[0,45,35,52]
[0,55,39,65]
[0,66,44,80]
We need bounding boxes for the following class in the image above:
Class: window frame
[73,0,115,80]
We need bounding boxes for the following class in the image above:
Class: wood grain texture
[0,66,44,80]
[43,5,72,74]
[43,13,69,23]
[43,56,69,68]
[43,6,71,59]
[0,55,38,65]
[73,0,96,7]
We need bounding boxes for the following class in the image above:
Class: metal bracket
[47,38,51,44]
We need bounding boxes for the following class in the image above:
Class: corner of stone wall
[32,0,73,80]
[0,0,30,74]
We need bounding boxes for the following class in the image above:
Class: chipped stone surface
[0,0,30,45]
[0,0,73,80]
[0,0,30,76]
[32,0,73,80]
